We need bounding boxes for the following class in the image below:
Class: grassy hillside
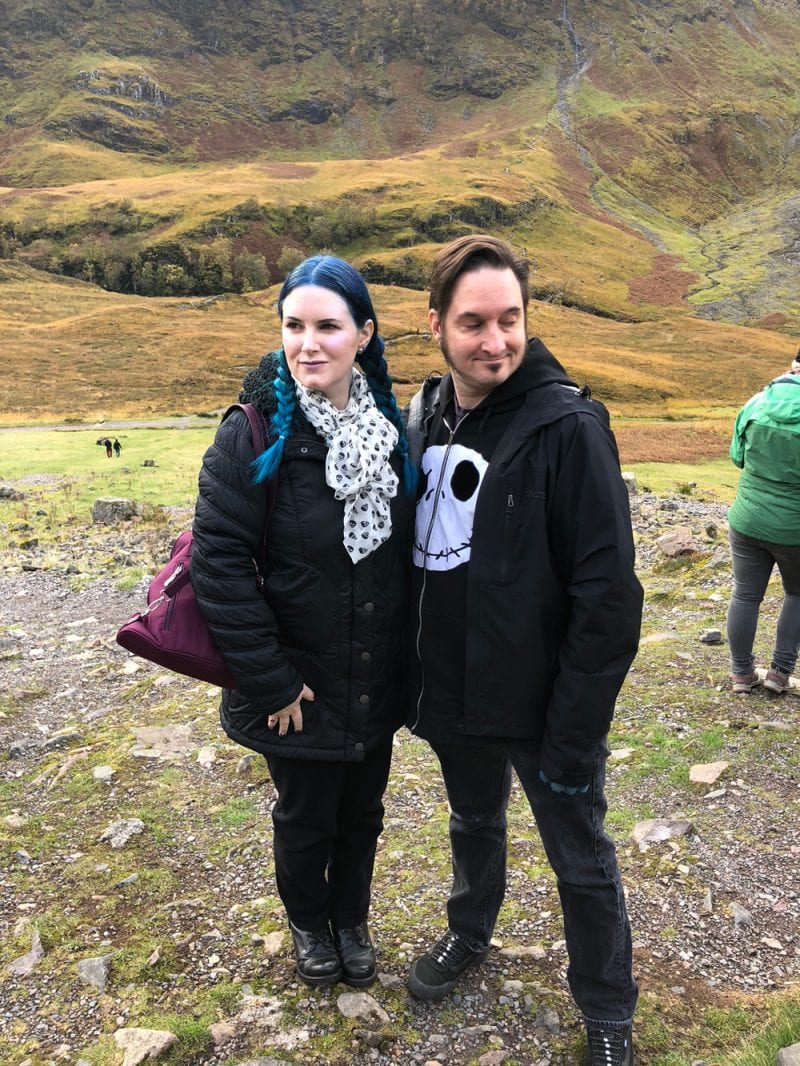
[1,0,799,340]
[0,259,793,427]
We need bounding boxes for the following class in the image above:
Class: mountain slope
[0,0,799,350]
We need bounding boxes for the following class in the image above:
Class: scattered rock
[498,944,547,960]
[92,498,141,524]
[77,954,113,992]
[257,931,285,957]
[689,761,729,785]
[776,1043,800,1066]
[631,817,694,850]
[4,813,29,829]
[336,991,390,1025]
[621,471,638,495]
[731,902,753,927]
[130,724,195,760]
[699,628,722,644]
[656,527,700,556]
[92,764,115,781]
[99,818,145,848]
[113,1027,178,1066]
[7,929,45,976]
[196,745,216,767]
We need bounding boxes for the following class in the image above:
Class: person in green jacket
[727,356,800,694]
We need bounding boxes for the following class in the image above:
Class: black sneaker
[407,930,488,1002]
[585,1022,634,1066]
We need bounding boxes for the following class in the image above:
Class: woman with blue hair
[191,255,415,988]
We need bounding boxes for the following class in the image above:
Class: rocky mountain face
[1,0,799,329]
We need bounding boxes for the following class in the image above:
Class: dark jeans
[266,740,393,930]
[727,526,800,676]
[431,740,637,1024]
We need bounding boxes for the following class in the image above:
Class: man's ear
[428,308,442,344]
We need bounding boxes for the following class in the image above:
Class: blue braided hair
[251,349,296,483]
[252,254,416,495]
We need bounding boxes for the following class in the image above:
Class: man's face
[429,265,527,408]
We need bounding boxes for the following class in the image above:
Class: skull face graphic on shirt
[413,443,489,571]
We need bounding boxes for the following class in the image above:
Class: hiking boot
[407,930,488,1002]
[763,668,790,694]
[333,921,376,987]
[731,672,760,693]
[585,1022,634,1066]
[289,921,342,986]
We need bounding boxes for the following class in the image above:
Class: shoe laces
[429,931,474,967]
[587,1026,629,1066]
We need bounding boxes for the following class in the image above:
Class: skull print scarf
[295,370,399,563]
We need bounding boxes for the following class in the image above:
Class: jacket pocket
[497,484,544,584]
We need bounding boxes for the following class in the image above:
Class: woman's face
[281,285,374,410]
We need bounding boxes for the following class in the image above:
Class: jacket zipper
[411,411,467,733]
[500,491,514,581]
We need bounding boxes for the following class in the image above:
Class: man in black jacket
[406,235,643,1066]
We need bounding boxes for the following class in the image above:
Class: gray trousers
[726,526,800,676]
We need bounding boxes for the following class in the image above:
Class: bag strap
[221,402,278,560]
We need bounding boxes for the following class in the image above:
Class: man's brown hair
[428,234,529,318]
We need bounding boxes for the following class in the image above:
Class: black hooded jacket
[190,352,412,762]
[406,338,643,784]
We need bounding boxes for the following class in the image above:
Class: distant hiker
[104,438,113,458]
[405,235,642,1066]
[191,256,415,990]
[726,358,800,695]
[113,438,121,457]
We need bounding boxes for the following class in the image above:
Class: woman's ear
[358,318,375,349]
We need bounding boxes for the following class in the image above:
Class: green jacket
[728,374,800,543]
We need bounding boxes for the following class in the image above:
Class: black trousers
[266,739,394,930]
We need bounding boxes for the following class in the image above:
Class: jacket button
[360,651,370,662]
[354,742,364,752]
[363,602,374,612]
[359,694,370,705]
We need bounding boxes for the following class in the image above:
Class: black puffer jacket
[191,352,412,762]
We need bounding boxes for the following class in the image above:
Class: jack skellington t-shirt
[411,375,526,724]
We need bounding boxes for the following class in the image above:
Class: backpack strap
[221,402,278,567]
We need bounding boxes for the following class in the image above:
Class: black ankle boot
[333,920,376,987]
[289,921,342,986]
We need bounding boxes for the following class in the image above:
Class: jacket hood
[240,350,281,414]
[759,375,800,424]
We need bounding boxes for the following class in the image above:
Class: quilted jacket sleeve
[539,413,643,784]
[190,409,304,709]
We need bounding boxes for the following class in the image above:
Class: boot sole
[342,969,377,988]
[297,967,343,987]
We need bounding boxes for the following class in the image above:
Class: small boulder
[631,817,694,850]
[656,527,700,557]
[77,954,113,992]
[336,991,390,1026]
[689,761,729,785]
[8,930,45,976]
[99,818,145,848]
[113,1028,178,1066]
[92,498,140,524]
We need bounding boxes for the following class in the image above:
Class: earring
[357,346,366,355]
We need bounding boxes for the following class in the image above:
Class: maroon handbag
[116,403,276,688]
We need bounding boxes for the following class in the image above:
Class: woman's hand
[267,684,315,736]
